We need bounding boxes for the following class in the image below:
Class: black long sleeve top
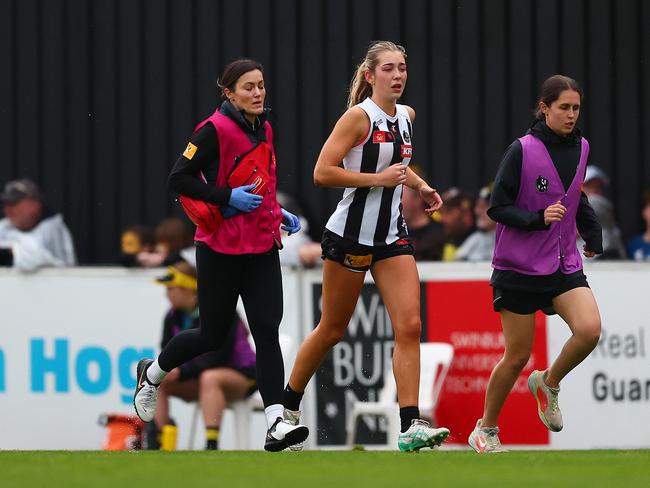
[488,120,603,292]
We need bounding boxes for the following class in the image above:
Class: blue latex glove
[229,184,263,212]
[281,208,301,236]
[220,205,240,219]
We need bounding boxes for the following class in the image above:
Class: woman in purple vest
[133,59,308,452]
[469,75,603,453]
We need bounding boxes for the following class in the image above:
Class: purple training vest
[193,110,283,255]
[492,134,589,275]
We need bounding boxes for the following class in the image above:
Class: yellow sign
[183,142,198,160]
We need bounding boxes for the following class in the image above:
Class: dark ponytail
[534,75,583,120]
[217,59,264,100]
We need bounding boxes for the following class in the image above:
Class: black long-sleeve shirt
[488,120,603,291]
[168,100,275,206]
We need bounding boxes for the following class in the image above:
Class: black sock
[400,406,420,433]
[283,384,304,411]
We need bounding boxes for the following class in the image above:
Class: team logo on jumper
[372,131,395,143]
[402,130,411,143]
[536,176,549,192]
[401,145,413,158]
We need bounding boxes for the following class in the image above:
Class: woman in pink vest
[469,75,603,453]
[133,59,308,452]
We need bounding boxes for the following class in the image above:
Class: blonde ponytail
[347,41,407,109]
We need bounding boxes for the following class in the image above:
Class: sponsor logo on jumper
[344,253,373,269]
[401,145,412,158]
[372,131,395,144]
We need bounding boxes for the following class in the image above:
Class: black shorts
[492,274,590,315]
[321,229,414,272]
[235,365,258,397]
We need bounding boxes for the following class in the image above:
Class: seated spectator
[438,187,476,261]
[119,225,155,267]
[580,165,626,259]
[400,169,444,261]
[137,217,194,268]
[150,260,257,450]
[627,188,650,261]
[0,178,76,271]
[276,191,322,267]
[455,184,496,261]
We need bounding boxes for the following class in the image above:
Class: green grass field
[1,450,648,488]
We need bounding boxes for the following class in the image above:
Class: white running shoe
[133,359,159,422]
[397,419,450,452]
[468,419,507,453]
[264,417,309,452]
[528,369,563,432]
[284,409,304,451]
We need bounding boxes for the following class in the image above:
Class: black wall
[1,0,649,263]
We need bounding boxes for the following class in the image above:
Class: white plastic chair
[187,333,294,450]
[345,342,454,449]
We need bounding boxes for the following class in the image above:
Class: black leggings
[158,243,284,406]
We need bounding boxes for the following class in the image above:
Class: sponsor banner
[304,263,650,449]
[0,268,165,449]
[2,263,649,449]
[546,268,650,448]
[0,267,302,450]
[425,281,549,445]
[313,283,413,445]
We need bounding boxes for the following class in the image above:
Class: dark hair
[534,75,584,120]
[440,187,474,211]
[217,59,264,100]
[154,218,193,253]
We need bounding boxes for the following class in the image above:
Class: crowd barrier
[1,262,648,450]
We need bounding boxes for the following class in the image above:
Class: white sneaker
[284,409,304,451]
[264,417,309,452]
[468,419,507,453]
[528,369,563,432]
[133,359,159,422]
[397,419,450,452]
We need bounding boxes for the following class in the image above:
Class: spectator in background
[455,183,496,261]
[150,260,257,450]
[276,191,322,268]
[627,188,650,261]
[119,225,155,267]
[580,165,626,259]
[401,167,444,261]
[0,178,76,271]
[136,217,195,268]
[438,187,476,261]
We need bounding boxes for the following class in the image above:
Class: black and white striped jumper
[326,97,413,246]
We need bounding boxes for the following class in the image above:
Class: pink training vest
[193,110,283,255]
